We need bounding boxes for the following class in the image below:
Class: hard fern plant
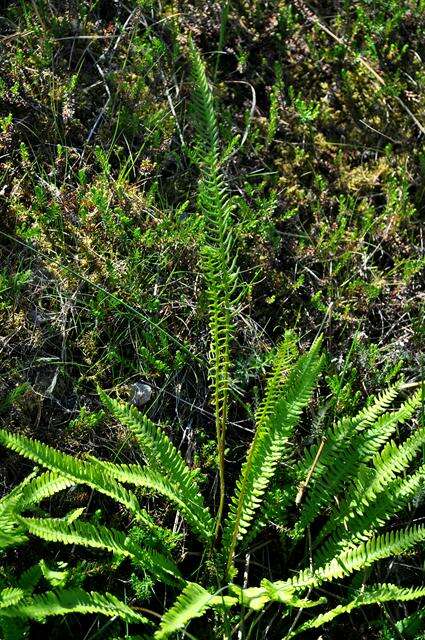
[0,43,424,640]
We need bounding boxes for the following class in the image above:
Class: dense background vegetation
[0,1,424,638]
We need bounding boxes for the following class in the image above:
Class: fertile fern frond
[222,336,323,574]
[99,391,214,539]
[89,458,213,542]
[288,583,425,638]
[188,39,219,159]
[0,428,153,526]
[189,40,239,533]
[0,588,148,623]
[292,385,421,538]
[19,516,182,586]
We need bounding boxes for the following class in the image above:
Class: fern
[19,516,182,586]
[88,458,213,542]
[0,588,148,623]
[288,584,425,638]
[0,589,25,609]
[99,391,214,540]
[189,40,239,535]
[292,384,420,538]
[154,582,233,639]
[0,428,153,526]
[222,336,323,574]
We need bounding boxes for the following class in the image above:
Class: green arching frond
[0,588,148,624]
[98,391,213,536]
[0,428,152,526]
[307,524,425,589]
[0,589,25,609]
[89,459,214,542]
[315,465,425,565]
[0,471,75,551]
[18,471,75,509]
[0,494,28,550]
[262,523,425,599]
[292,384,420,539]
[223,337,324,574]
[287,583,425,638]
[19,516,182,586]
[154,582,215,639]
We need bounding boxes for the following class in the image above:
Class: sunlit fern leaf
[288,584,425,638]
[310,391,424,557]
[98,391,214,540]
[89,458,214,542]
[18,471,75,509]
[0,494,28,550]
[291,383,419,539]
[154,582,216,639]
[18,516,182,586]
[0,471,74,551]
[315,461,425,565]
[287,524,425,591]
[0,589,25,610]
[222,336,323,574]
[0,428,152,526]
[0,588,148,624]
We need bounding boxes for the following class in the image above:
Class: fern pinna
[0,43,424,640]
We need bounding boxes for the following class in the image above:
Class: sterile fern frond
[223,336,323,574]
[18,471,75,510]
[89,458,214,542]
[99,391,213,538]
[19,516,181,586]
[0,589,25,610]
[295,524,425,590]
[0,428,152,526]
[292,385,421,539]
[0,588,148,624]
[288,583,425,638]
[155,582,217,639]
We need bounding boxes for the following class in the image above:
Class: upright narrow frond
[188,40,239,534]
[222,337,323,575]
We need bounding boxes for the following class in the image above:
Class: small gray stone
[130,382,153,408]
